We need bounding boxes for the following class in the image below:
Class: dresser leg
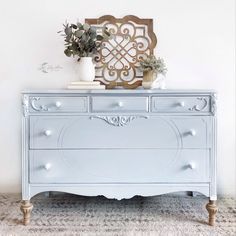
[20,200,33,225]
[206,200,217,226]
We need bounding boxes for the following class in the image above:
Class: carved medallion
[90,115,148,127]
[85,15,157,89]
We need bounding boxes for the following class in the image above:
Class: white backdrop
[0,0,235,195]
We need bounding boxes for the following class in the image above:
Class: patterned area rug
[0,193,235,236]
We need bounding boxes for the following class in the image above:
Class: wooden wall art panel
[85,15,157,89]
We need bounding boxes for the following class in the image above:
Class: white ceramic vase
[76,57,95,81]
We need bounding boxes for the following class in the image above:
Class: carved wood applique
[90,115,149,127]
[188,97,208,112]
[30,97,49,111]
[85,15,157,89]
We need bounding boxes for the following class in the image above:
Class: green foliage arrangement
[139,55,167,75]
[58,21,110,61]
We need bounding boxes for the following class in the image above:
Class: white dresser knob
[55,101,62,108]
[44,163,52,170]
[189,129,196,136]
[188,162,196,170]
[178,101,185,107]
[117,101,124,107]
[44,130,52,136]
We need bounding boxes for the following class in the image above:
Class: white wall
[0,0,235,196]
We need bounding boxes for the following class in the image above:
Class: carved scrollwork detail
[210,93,217,115]
[188,97,208,112]
[22,95,29,117]
[30,97,49,111]
[90,115,148,127]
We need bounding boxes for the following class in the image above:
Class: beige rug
[0,193,235,236]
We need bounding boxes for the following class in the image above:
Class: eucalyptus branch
[58,21,111,61]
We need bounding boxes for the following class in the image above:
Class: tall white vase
[76,57,95,81]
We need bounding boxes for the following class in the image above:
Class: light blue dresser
[21,89,217,225]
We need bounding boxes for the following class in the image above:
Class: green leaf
[64,26,72,35]
[90,27,96,33]
[75,30,84,37]
[65,35,71,42]
[71,41,78,51]
[88,40,96,47]
[83,23,90,31]
[89,29,97,39]
[81,33,88,41]
[77,22,83,29]
[64,49,72,57]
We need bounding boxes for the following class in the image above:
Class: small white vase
[76,57,95,81]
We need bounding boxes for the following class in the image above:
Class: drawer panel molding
[29,96,87,113]
[151,96,211,113]
[29,149,209,184]
[29,116,209,149]
[91,96,148,112]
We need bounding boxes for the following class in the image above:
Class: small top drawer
[29,96,87,113]
[91,96,148,112]
[151,96,210,113]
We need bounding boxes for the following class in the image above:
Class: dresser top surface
[22,89,216,95]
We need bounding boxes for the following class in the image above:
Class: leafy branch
[58,21,110,61]
[139,55,167,75]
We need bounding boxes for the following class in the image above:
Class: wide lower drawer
[29,149,210,183]
[29,116,211,149]
[91,96,148,112]
[29,96,88,113]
